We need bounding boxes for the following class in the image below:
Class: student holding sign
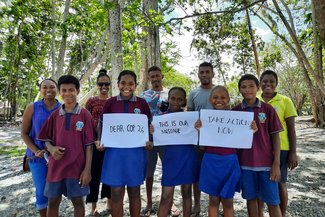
[154,87,199,217]
[196,86,257,217]
[98,70,152,217]
[232,74,283,217]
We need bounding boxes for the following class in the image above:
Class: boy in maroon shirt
[38,75,95,217]
[232,74,283,217]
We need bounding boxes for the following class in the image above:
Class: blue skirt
[161,145,199,186]
[101,147,146,187]
[199,153,241,199]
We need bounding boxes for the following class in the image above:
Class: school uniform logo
[76,121,84,131]
[134,108,141,114]
[258,112,267,123]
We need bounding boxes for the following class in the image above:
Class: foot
[88,209,100,217]
[141,206,155,217]
[191,206,201,217]
[170,204,181,217]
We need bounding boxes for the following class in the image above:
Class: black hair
[260,70,278,85]
[168,87,187,107]
[210,85,229,98]
[117,70,137,84]
[148,66,162,74]
[39,78,58,89]
[97,68,110,83]
[238,74,259,89]
[58,75,80,90]
[199,62,213,70]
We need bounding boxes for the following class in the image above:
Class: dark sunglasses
[97,82,111,86]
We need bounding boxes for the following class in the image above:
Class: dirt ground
[0,116,324,217]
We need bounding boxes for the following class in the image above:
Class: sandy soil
[0,117,324,217]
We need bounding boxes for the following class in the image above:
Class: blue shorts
[280,151,289,183]
[199,153,240,199]
[241,169,280,205]
[29,161,48,210]
[44,179,89,199]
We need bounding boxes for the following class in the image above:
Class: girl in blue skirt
[154,87,199,217]
[195,86,257,217]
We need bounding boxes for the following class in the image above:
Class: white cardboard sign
[152,111,199,146]
[199,109,254,149]
[101,113,149,148]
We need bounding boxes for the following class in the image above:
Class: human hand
[270,163,281,182]
[288,151,298,170]
[95,140,105,151]
[79,169,91,187]
[145,141,153,150]
[35,149,47,158]
[149,124,155,134]
[48,146,65,160]
[195,120,202,131]
[250,120,258,133]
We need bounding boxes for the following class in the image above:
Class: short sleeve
[82,109,96,146]
[284,97,297,119]
[38,112,55,142]
[268,105,283,134]
[187,91,194,110]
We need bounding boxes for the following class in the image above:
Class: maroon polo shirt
[232,98,283,168]
[38,104,96,182]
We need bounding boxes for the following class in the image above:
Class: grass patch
[0,146,25,157]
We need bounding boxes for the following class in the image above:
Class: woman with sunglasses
[85,69,112,216]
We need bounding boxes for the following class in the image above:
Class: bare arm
[286,116,298,170]
[79,145,93,186]
[270,132,281,181]
[21,104,44,157]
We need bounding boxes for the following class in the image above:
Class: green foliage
[0,146,26,157]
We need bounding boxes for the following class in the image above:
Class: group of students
[21,62,298,217]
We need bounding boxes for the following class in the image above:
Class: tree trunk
[312,0,325,47]
[139,0,161,93]
[109,0,123,96]
[245,6,260,78]
[53,0,71,81]
[51,0,56,76]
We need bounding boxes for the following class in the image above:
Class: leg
[158,186,174,217]
[142,148,158,215]
[279,182,288,217]
[47,196,62,217]
[144,176,154,210]
[247,199,259,217]
[29,161,48,216]
[257,198,265,217]
[181,184,192,217]
[71,197,85,217]
[87,148,103,215]
[101,184,112,213]
[221,198,234,217]
[127,186,141,217]
[192,182,201,214]
[267,204,282,217]
[111,187,125,217]
[208,196,220,217]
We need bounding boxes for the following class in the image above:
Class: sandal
[88,210,100,217]
[170,204,181,217]
[140,206,155,217]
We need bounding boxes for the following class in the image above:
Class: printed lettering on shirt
[76,121,84,131]
[258,112,267,123]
